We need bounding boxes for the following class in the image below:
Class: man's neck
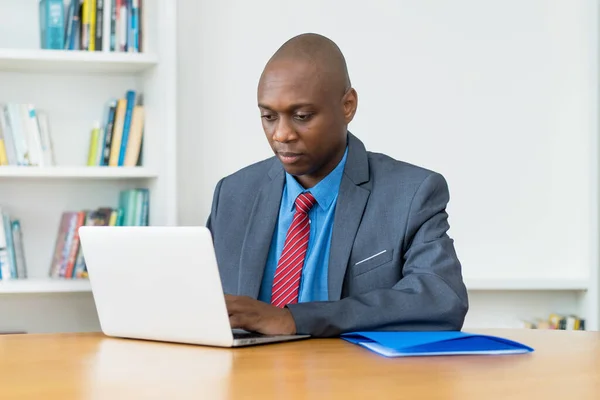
[296,145,347,189]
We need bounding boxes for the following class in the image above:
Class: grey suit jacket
[206,133,468,337]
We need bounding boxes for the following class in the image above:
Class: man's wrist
[283,307,297,335]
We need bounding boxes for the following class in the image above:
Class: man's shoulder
[218,156,279,189]
[366,150,441,183]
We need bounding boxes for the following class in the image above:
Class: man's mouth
[277,152,303,164]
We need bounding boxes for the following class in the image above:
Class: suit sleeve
[286,173,469,337]
[206,178,224,235]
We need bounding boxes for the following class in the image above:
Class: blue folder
[340,331,534,357]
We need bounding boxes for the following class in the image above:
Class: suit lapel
[237,160,284,298]
[328,133,371,301]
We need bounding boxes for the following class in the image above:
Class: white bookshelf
[0,0,177,334]
[0,278,91,294]
[0,49,158,74]
[0,166,158,179]
[465,278,590,292]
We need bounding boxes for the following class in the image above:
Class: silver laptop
[78,225,310,347]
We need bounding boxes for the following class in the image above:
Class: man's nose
[272,118,296,143]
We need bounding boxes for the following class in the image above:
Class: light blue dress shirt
[258,147,349,303]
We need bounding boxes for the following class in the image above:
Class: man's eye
[261,114,277,121]
[294,113,313,121]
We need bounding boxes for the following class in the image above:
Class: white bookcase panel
[0,293,99,333]
[463,291,584,330]
[0,0,176,333]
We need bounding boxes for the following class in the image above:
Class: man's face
[257,60,352,186]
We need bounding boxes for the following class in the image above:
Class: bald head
[261,33,351,96]
[257,33,358,188]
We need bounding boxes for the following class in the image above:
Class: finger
[225,295,240,314]
[229,313,248,330]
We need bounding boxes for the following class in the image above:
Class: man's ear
[342,88,358,124]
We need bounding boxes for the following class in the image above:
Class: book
[341,331,534,357]
[48,188,149,278]
[39,0,66,50]
[0,104,55,167]
[44,0,144,53]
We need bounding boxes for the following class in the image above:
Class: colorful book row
[49,188,149,279]
[522,313,586,330]
[0,103,55,167]
[41,0,143,53]
[87,90,144,167]
[0,209,27,280]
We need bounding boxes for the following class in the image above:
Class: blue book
[39,0,65,50]
[2,213,17,279]
[131,0,139,52]
[117,90,137,166]
[341,331,534,357]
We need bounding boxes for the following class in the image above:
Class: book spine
[64,212,86,278]
[130,0,139,52]
[135,189,144,225]
[138,0,143,52]
[25,105,45,167]
[0,114,7,165]
[73,211,97,278]
[42,0,66,50]
[0,211,8,280]
[63,0,75,49]
[118,0,127,52]
[110,0,117,51]
[117,90,136,166]
[141,188,149,225]
[87,122,100,166]
[108,99,126,166]
[95,0,104,51]
[127,0,133,52]
[2,213,17,279]
[11,221,27,279]
[39,0,47,49]
[51,212,74,278]
[0,105,16,165]
[102,0,111,52]
[18,104,37,166]
[81,0,90,50]
[49,213,69,278]
[89,0,97,51]
[36,110,56,166]
[0,253,9,280]
[0,140,7,165]
[70,1,82,50]
[6,104,28,166]
[124,105,144,166]
[101,100,117,166]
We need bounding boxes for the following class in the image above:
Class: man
[206,33,468,338]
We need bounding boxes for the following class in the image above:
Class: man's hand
[225,295,297,335]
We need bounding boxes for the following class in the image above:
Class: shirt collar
[284,146,349,212]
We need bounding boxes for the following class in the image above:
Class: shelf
[465,278,589,291]
[0,49,158,74]
[0,166,158,179]
[0,279,91,294]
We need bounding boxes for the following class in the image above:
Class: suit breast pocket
[351,249,394,277]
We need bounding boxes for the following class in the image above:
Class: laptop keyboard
[232,330,267,339]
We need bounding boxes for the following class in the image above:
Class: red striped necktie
[271,192,317,308]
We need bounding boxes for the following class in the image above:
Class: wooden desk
[0,329,598,399]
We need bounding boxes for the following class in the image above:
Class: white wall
[176,0,599,328]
